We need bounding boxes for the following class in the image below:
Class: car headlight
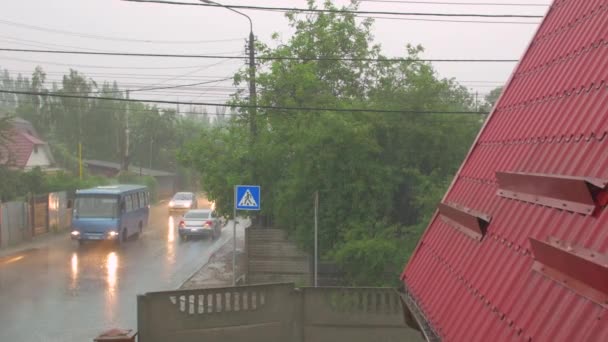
[71,231,80,236]
[108,231,119,237]
[169,201,175,207]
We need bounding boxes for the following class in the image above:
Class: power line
[0,54,243,70]
[0,89,488,115]
[117,77,234,93]
[359,0,549,6]
[0,98,229,116]
[2,68,506,86]
[0,37,243,56]
[1,70,235,81]
[358,15,539,24]
[122,0,544,18]
[0,48,519,63]
[0,18,243,44]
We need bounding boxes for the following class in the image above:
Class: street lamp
[200,0,257,139]
[201,0,259,285]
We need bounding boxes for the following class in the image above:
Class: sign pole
[233,185,260,287]
[233,185,237,286]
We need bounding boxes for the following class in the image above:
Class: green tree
[180,0,482,286]
[479,86,503,112]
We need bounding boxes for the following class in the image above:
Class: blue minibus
[70,185,150,245]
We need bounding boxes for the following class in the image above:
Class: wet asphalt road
[0,204,233,342]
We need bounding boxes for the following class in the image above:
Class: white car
[168,192,198,212]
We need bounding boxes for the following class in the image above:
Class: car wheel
[122,229,128,243]
[180,234,187,241]
[78,240,84,246]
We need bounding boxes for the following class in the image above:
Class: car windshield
[74,195,118,218]
[184,211,210,219]
[173,193,192,200]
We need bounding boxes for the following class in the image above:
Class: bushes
[0,167,159,203]
[45,171,109,193]
[0,167,47,201]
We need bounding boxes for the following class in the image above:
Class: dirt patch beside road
[179,222,247,289]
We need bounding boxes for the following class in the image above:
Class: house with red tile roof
[0,116,54,170]
[400,1,608,341]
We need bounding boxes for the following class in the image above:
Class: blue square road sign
[235,185,260,211]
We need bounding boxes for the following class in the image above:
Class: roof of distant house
[402,1,608,341]
[84,159,175,177]
[0,117,49,169]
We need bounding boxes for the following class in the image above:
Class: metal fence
[0,201,29,248]
[0,191,71,248]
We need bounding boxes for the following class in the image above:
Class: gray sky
[0,0,548,108]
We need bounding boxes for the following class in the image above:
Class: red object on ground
[94,329,137,342]
[401,1,608,341]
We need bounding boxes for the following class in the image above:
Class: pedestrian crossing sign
[235,185,261,211]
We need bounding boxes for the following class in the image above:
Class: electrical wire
[0,98,229,116]
[0,19,243,44]
[0,38,243,56]
[0,48,519,63]
[0,89,488,114]
[358,0,549,7]
[1,69,506,86]
[122,0,544,18]
[1,71,234,81]
[0,54,243,70]
[357,15,539,24]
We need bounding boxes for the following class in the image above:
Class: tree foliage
[0,66,209,180]
[180,1,483,285]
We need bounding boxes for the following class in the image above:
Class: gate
[48,191,70,232]
[31,194,49,236]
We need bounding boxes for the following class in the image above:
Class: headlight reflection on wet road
[106,252,118,290]
[70,253,78,286]
[168,216,175,243]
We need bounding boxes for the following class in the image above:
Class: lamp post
[200,0,257,139]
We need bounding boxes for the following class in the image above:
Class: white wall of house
[25,145,52,168]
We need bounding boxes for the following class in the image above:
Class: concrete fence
[137,283,423,342]
[302,287,413,342]
[138,283,299,342]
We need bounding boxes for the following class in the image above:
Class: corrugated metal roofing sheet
[401,1,608,340]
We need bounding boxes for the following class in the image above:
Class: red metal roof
[0,127,47,169]
[402,1,608,341]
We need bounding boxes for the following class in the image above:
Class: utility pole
[122,90,130,172]
[247,31,257,140]
[78,142,83,180]
[314,191,319,287]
